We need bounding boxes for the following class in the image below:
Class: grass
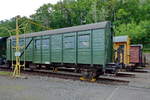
[143,51,150,53]
[143,48,150,53]
[0,71,11,76]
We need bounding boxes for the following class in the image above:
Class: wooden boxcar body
[130,44,144,66]
[113,36,145,69]
[113,36,130,65]
[7,21,112,78]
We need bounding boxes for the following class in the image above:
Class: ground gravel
[0,71,150,100]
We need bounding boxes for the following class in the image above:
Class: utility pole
[12,16,25,78]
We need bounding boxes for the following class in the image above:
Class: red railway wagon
[130,44,144,67]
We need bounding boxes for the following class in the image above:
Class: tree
[0,0,150,49]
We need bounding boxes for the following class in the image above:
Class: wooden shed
[113,36,130,65]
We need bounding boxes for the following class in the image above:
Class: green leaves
[0,0,150,50]
[115,20,150,44]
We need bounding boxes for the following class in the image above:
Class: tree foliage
[0,0,150,46]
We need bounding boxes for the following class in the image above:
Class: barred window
[79,35,90,48]
[12,40,16,46]
[19,39,25,46]
[64,36,74,49]
[26,38,32,49]
[51,35,61,49]
[35,39,41,49]
[42,39,49,49]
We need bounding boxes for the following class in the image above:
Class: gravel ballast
[0,74,150,100]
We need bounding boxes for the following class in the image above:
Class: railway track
[0,66,129,85]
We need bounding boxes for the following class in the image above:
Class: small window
[64,42,74,49]
[79,34,90,48]
[12,41,16,46]
[64,36,74,49]
[35,39,41,49]
[19,39,25,46]
[51,35,62,49]
[26,38,31,44]
[120,45,124,49]
[42,39,49,49]
[26,38,32,49]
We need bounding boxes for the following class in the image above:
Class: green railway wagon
[7,21,112,79]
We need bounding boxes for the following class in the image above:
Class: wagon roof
[9,21,110,39]
[113,36,129,43]
[130,44,143,48]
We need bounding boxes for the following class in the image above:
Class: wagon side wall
[6,22,112,69]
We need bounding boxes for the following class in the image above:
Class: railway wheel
[29,63,36,71]
[80,69,101,82]
[74,67,81,73]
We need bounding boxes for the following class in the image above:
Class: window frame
[64,35,75,49]
[42,38,49,49]
[35,39,41,49]
[78,34,90,48]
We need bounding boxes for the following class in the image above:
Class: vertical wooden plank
[61,34,63,64]
[75,32,78,64]
[49,35,51,64]
[40,36,42,64]
[91,30,93,67]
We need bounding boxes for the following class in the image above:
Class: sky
[0,0,60,21]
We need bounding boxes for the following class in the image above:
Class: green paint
[7,22,112,68]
